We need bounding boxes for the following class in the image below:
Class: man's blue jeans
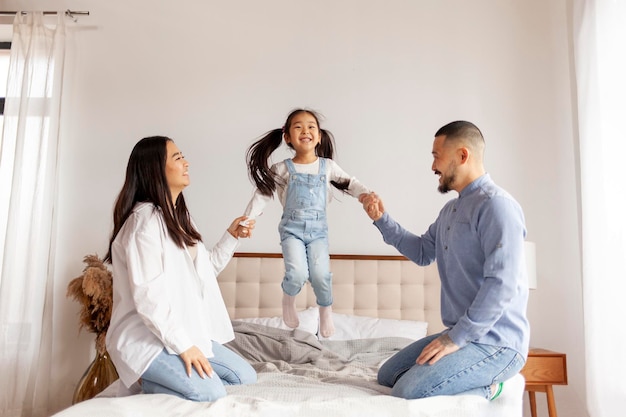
[141,341,257,401]
[377,332,525,399]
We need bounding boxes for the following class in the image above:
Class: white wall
[1,1,586,416]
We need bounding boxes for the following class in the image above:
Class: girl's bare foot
[282,293,299,328]
[319,305,335,337]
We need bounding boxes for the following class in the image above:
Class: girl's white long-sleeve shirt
[106,202,238,388]
[244,158,371,219]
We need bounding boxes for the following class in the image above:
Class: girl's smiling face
[284,112,321,156]
[165,140,189,200]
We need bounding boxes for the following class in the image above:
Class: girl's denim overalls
[279,158,332,307]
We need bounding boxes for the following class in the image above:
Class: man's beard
[437,166,456,194]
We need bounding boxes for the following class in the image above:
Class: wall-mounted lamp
[524,241,538,290]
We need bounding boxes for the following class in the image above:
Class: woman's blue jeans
[377,332,525,399]
[141,341,257,401]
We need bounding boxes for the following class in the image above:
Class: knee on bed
[240,369,257,385]
[236,360,258,385]
[377,372,393,389]
[390,382,426,400]
[184,383,227,402]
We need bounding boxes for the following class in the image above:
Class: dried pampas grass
[67,254,113,354]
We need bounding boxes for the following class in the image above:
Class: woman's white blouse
[106,202,238,387]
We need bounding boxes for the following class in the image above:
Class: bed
[53,252,525,417]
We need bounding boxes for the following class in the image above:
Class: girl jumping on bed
[243,108,371,338]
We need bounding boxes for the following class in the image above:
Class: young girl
[243,109,371,338]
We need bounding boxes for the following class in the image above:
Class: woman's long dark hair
[246,109,349,197]
[104,136,201,263]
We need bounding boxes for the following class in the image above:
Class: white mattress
[53,373,525,417]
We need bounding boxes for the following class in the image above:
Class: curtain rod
[0,10,90,18]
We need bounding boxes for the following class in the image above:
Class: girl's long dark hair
[104,136,201,263]
[246,109,349,197]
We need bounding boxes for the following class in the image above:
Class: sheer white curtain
[0,12,66,417]
[573,1,626,416]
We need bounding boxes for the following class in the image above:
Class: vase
[72,348,119,404]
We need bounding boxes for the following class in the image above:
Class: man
[359,121,529,400]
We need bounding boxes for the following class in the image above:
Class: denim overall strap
[282,158,327,215]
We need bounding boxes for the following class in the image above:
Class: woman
[105,136,256,401]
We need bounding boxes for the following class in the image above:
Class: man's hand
[417,334,459,365]
[358,192,385,221]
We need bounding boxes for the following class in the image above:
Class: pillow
[321,311,428,341]
[236,307,319,336]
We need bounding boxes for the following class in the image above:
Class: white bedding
[53,323,524,417]
[54,374,525,417]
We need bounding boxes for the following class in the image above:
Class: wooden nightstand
[520,348,568,417]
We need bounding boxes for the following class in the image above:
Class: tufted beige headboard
[217,253,445,335]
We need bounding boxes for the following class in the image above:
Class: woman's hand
[359,192,385,221]
[180,345,214,378]
[228,216,255,239]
